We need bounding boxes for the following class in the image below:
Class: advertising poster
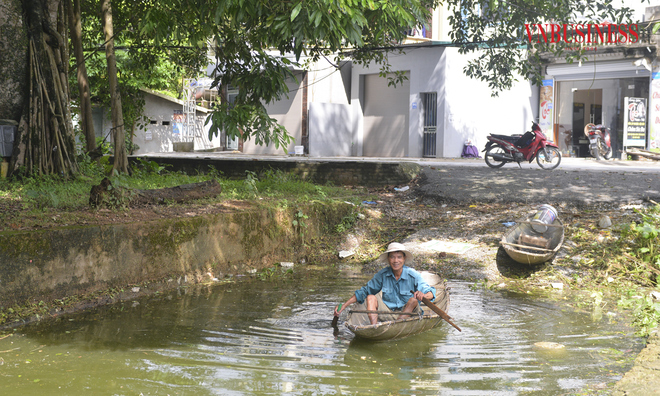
[539,79,554,140]
[172,110,184,135]
[623,97,647,147]
[650,72,660,150]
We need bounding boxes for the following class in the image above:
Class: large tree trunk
[101,0,128,174]
[66,0,95,153]
[8,0,78,176]
[0,0,29,123]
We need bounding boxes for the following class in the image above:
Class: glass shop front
[543,59,651,158]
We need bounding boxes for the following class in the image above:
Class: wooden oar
[412,290,462,332]
[331,303,342,327]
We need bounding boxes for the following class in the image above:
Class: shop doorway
[572,89,602,157]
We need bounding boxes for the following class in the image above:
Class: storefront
[540,56,653,159]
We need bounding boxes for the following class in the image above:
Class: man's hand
[413,290,432,301]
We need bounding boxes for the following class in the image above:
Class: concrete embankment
[0,202,354,325]
[613,331,660,396]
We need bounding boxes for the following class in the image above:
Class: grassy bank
[0,157,390,328]
[0,157,373,211]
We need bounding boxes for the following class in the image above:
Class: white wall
[349,47,447,157]
[442,49,537,157]
[308,103,356,156]
[306,58,356,157]
[307,59,351,105]
[345,46,536,158]
[132,93,220,155]
[242,72,304,155]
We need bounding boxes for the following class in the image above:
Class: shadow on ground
[495,247,546,279]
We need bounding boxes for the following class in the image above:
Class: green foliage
[625,204,660,268]
[618,292,660,337]
[256,265,294,281]
[214,168,347,201]
[139,0,433,148]
[335,211,360,234]
[244,170,259,198]
[2,168,101,212]
[293,209,309,243]
[447,0,638,94]
[566,203,660,337]
[70,0,204,156]
[0,162,357,215]
[131,158,171,177]
[102,173,138,209]
[94,136,113,156]
[257,267,277,281]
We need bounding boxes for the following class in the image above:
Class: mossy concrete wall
[130,156,421,187]
[0,202,353,307]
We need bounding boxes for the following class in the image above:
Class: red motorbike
[584,123,612,160]
[483,122,562,170]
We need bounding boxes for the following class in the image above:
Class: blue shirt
[354,266,436,310]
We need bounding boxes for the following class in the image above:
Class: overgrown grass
[0,156,364,213]
[0,157,376,327]
[555,202,660,336]
[614,203,660,336]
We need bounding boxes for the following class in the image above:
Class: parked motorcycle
[584,123,612,160]
[483,122,562,170]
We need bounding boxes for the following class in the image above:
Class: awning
[547,59,651,81]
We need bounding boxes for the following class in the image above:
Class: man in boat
[334,242,436,325]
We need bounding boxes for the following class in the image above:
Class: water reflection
[0,269,644,395]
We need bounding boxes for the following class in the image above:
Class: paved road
[419,157,660,174]
[414,158,660,206]
[141,151,659,206]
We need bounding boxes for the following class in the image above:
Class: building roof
[139,88,211,114]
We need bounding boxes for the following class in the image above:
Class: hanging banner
[650,73,660,150]
[623,97,648,147]
[172,110,184,134]
[539,79,554,141]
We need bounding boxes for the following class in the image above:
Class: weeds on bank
[558,202,660,336]
[0,157,358,217]
[335,211,361,234]
[255,265,294,281]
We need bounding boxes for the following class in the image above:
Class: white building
[307,46,536,158]
[93,88,222,155]
[279,5,537,158]
[129,6,538,158]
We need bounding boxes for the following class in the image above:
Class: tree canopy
[1,0,646,177]
[73,0,207,151]
[447,0,642,93]
[134,0,643,144]
[137,0,435,148]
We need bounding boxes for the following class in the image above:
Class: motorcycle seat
[490,134,521,142]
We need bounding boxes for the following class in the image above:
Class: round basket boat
[345,272,449,341]
[500,217,564,265]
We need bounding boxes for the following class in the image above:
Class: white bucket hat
[379,242,413,265]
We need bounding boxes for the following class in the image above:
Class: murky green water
[0,268,644,395]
